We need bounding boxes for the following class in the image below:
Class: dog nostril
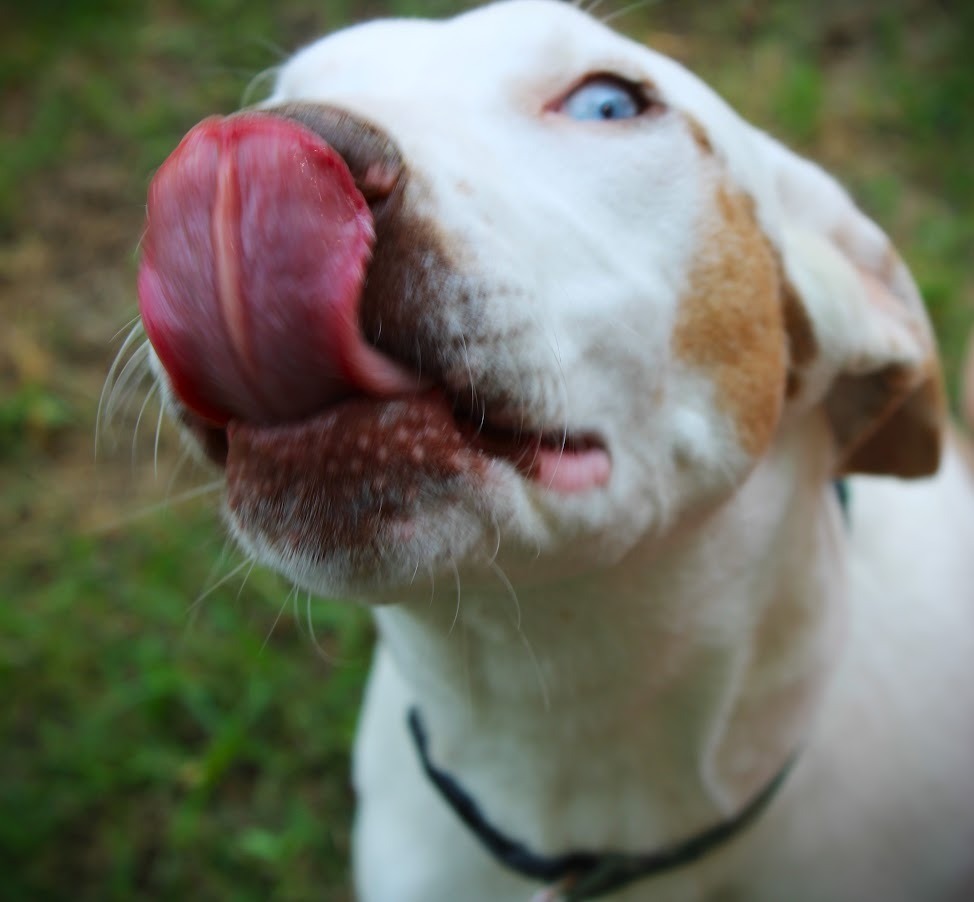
[357,161,403,204]
[263,102,405,203]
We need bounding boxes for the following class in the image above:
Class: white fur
[158,2,974,898]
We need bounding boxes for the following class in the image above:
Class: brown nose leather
[264,102,405,203]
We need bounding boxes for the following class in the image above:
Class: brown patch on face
[781,279,818,400]
[672,186,787,457]
[684,114,713,155]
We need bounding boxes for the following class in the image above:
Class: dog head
[139,0,944,598]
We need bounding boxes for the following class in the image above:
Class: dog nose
[137,106,413,427]
[264,103,405,204]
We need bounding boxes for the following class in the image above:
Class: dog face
[140,0,943,598]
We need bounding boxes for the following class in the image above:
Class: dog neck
[371,416,847,852]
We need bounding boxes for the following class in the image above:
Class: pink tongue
[138,113,404,426]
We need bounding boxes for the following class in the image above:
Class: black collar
[834,478,851,523]
[407,707,797,900]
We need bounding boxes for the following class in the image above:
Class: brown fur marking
[684,114,714,155]
[672,186,786,457]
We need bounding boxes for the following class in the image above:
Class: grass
[2,1,972,899]
[2,506,372,900]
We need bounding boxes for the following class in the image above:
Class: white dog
[135,2,974,898]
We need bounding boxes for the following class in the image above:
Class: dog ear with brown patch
[755,132,945,478]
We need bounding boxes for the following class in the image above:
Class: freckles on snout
[224,395,491,560]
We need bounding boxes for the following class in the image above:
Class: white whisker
[235,558,258,602]
[153,402,166,479]
[447,557,462,636]
[159,478,225,508]
[457,331,483,433]
[486,558,549,709]
[106,338,151,413]
[254,40,289,62]
[186,537,237,629]
[487,517,502,567]
[291,583,302,629]
[600,0,656,27]
[427,563,437,609]
[188,558,251,616]
[204,534,236,584]
[105,340,153,429]
[131,382,158,466]
[165,446,194,498]
[243,64,282,107]
[306,590,338,663]
[261,581,294,655]
[96,321,145,457]
[487,557,521,632]
[133,220,150,258]
[542,332,572,492]
[111,315,142,343]
[519,630,551,711]
[92,479,225,534]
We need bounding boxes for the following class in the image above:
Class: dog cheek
[671,187,787,460]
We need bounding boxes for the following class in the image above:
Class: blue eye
[559,77,648,122]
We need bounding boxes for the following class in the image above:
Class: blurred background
[2,0,972,898]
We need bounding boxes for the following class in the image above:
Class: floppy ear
[754,131,945,478]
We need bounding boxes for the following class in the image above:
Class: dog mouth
[182,387,610,496]
[142,107,611,501]
[175,383,609,575]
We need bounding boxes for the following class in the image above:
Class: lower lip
[193,392,612,495]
